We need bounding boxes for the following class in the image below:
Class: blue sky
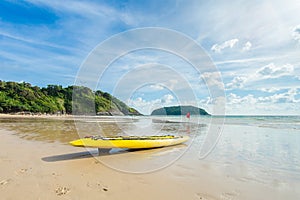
[1,0,300,115]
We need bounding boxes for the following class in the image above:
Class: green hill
[151,105,210,116]
[0,80,141,116]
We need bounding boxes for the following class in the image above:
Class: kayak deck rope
[85,135,181,141]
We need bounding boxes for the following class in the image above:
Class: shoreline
[0,113,73,119]
[0,113,140,120]
[0,117,299,199]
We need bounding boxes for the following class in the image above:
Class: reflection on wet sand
[0,118,78,143]
[0,117,205,144]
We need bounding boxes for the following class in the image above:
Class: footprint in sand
[55,186,70,196]
[220,190,240,200]
[19,168,28,173]
[0,179,11,186]
[97,182,109,192]
[102,187,108,192]
[15,168,30,175]
[86,181,109,192]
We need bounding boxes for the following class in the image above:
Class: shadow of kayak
[41,148,163,162]
[42,151,96,162]
[41,144,187,162]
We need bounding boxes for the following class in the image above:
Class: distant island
[0,80,141,116]
[151,105,210,116]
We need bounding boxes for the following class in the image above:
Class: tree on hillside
[0,80,141,115]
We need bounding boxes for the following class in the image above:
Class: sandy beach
[0,115,299,199]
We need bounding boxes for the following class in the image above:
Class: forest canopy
[0,80,141,115]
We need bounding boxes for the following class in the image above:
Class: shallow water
[0,118,78,143]
[0,115,299,177]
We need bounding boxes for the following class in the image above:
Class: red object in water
[186,112,190,119]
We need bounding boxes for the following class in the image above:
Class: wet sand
[0,116,299,199]
[0,113,73,119]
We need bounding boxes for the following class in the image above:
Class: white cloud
[149,84,164,91]
[225,89,300,115]
[259,87,282,93]
[227,89,300,106]
[292,24,300,43]
[161,94,175,104]
[225,63,295,85]
[226,76,247,89]
[197,96,225,115]
[227,93,257,105]
[167,79,179,91]
[225,63,298,93]
[211,39,239,53]
[127,94,176,115]
[127,97,153,115]
[242,41,252,51]
[258,88,300,103]
[256,63,294,79]
[214,56,276,65]
[201,72,224,90]
[211,39,251,53]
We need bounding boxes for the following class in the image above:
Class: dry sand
[0,116,299,199]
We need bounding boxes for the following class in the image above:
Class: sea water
[210,116,300,183]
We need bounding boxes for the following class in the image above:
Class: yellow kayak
[69,135,189,149]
